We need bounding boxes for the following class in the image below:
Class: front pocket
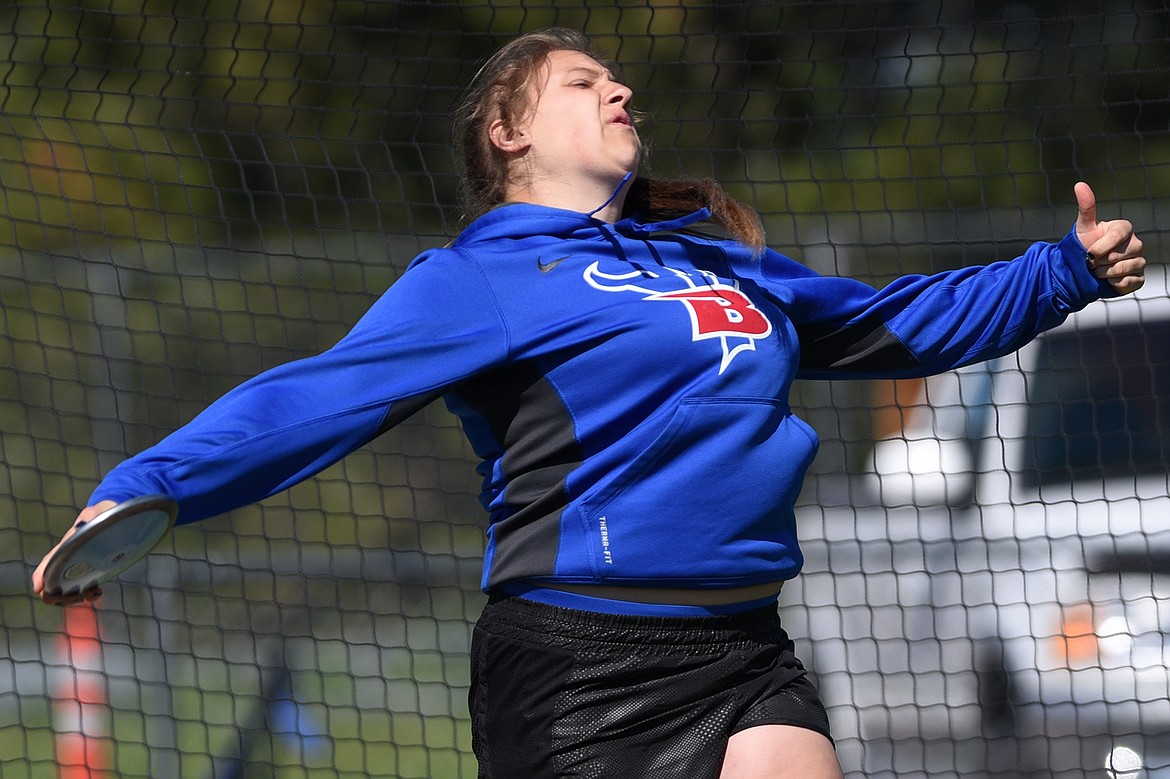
[577,397,817,582]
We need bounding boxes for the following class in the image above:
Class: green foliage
[0,0,1166,255]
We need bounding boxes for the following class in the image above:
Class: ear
[488,118,531,154]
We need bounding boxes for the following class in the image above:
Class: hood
[454,170,714,246]
[453,201,715,248]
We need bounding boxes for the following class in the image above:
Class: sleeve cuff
[1058,227,1117,307]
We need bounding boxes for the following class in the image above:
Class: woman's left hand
[1075,181,1146,296]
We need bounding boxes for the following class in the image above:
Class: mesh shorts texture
[469,594,832,779]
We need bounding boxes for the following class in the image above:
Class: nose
[606,81,633,107]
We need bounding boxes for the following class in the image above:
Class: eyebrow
[563,65,613,80]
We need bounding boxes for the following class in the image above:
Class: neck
[506,172,633,223]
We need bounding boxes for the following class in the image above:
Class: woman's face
[504,49,642,198]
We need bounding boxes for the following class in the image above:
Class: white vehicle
[784,266,1170,778]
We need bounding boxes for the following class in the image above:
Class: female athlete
[34,28,1145,779]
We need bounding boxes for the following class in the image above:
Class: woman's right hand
[31,500,119,606]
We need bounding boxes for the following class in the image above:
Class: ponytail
[622,176,766,253]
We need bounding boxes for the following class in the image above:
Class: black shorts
[469,594,832,779]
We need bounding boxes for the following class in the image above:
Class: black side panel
[453,361,584,585]
[796,315,918,373]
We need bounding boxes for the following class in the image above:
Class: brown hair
[621,177,765,253]
[453,28,766,252]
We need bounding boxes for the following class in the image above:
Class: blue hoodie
[90,203,1108,598]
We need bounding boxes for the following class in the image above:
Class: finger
[1074,181,1098,235]
[31,542,63,595]
[31,501,117,600]
[32,536,68,596]
[1108,274,1146,296]
[1087,220,1137,261]
[77,501,117,524]
[41,584,101,607]
[1104,233,1143,264]
[41,589,78,606]
[1095,253,1146,297]
[1094,256,1146,281]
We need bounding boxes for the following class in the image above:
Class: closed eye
[564,65,609,89]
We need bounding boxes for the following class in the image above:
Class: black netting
[4,2,1168,777]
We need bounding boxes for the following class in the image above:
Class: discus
[40,495,178,596]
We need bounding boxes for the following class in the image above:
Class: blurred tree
[0,0,1166,258]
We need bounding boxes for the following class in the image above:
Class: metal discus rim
[41,495,178,595]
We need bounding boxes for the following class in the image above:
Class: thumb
[1074,181,1098,237]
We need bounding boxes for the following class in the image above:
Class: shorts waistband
[481,590,787,647]
[500,582,781,618]
[535,580,784,607]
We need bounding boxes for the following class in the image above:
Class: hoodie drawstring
[588,171,714,237]
[587,171,635,219]
[614,207,714,237]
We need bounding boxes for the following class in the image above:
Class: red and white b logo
[646,287,772,340]
[583,262,774,374]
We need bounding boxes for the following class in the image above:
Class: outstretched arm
[30,248,508,606]
[784,183,1147,379]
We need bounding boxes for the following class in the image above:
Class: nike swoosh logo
[537,255,571,273]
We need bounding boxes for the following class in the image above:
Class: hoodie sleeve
[89,248,508,524]
[759,229,1114,380]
